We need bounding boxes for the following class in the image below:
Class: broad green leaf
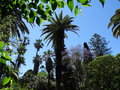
[2,51,12,61]
[67,0,74,11]
[50,0,57,11]
[0,58,6,64]
[38,4,44,10]
[77,0,88,4]
[24,9,29,16]
[0,41,4,51]
[29,10,36,23]
[46,5,52,15]
[74,6,79,16]
[2,77,10,86]
[57,1,64,8]
[99,0,105,7]
[36,17,41,25]
[41,0,49,3]
[37,6,45,15]
[81,4,91,7]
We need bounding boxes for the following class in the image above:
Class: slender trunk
[33,49,40,75]
[33,61,40,75]
[56,30,64,90]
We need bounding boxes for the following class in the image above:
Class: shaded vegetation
[0,0,120,90]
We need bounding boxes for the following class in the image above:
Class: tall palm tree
[43,50,54,90]
[33,55,42,75]
[41,11,79,90]
[33,39,43,75]
[108,9,120,38]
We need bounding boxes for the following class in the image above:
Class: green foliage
[0,0,106,26]
[0,41,19,88]
[87,54,120,89]
[99,0,105,7]
[108,9,120,38]
[89,33,111,57]
[2,77,11,86]
[74,6,79,16]
[67,0,74,11]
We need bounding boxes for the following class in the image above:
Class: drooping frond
[41,11,79,47]
[108,9,120,38]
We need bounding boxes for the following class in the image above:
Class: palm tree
[33,55,42,75]
[0,14,29,38]
[108,9,120,38]
[41,11,79,90]
[43,50,54,89]
[33,39,43,75]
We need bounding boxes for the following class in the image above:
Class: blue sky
[20,0,120,75]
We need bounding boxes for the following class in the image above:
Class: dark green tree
[41,11,79,90]
[42,50,54,90]
[15,37,29,71]
[33,39,43,75]
[83,42,93,88]
[87,54,120,90]
[89,33,111,57]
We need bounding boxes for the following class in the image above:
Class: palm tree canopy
[41,11,79,47]
[34,39,44,51]
[0,14,29,38]
[108,9,120,38]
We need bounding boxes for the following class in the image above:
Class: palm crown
[41,11,79,47]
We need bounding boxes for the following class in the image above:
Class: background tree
[42,50,55,90]
[33,39,43,75]
[86,54,120,90]
[15,37,30,71]
[83,42,93,88]
[89,33,111,57]
[41,11,79,90]
[61,45,83,90]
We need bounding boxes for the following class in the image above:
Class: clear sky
[20,0,120,75]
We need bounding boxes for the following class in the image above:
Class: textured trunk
[33,50,40,75]
[33,61,40,75]
[56,30,64,90]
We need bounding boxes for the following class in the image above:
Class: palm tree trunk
[33,61,40,75]
[33,49,39,75]
[56,30,64,90]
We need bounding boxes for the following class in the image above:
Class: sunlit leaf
[41,0,49,3]
[67,0,74,11]
[2,51,12,61]
[74,6,79,16]
[2,77,11,86]
[36,17,41,25]
[0,58,6,64]
[81,4,91,7]
[0,41,4,50]
[29,10,36,23]
[77,0,88,4]
[50,0,57,11]
[99,0,105,7]
[57,1,64,8]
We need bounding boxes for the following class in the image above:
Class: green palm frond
[41,11,79,47]
[108,9,120,38]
